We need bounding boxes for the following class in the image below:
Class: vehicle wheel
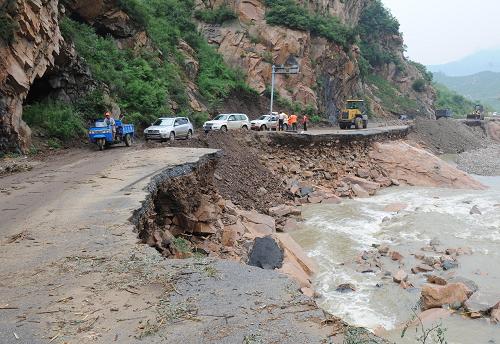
[260,125,267,131]
[169,131,175,141]
[97,138,105,151]
[187,130,193,139]
[339,123,345,130]
[145,137,149,142]
[220,126,228,132]
[242,125,248,130]
[125,134,132,147]
[354,117,363,129]
[363,120,368,129]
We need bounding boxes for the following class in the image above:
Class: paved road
[0,146,216,342]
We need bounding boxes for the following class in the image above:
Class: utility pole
[269,64,300,115]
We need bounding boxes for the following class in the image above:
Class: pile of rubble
[135,156,318,295]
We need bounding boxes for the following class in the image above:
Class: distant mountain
[428,49,500,76]
[433,71,500,111]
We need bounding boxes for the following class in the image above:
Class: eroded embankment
[130,147,390,343]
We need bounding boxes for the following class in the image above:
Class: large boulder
[420,283,473,310]
[247,236,283,270]
[369,142,486,190]
[343,175,380,195]
[464,292,500,313]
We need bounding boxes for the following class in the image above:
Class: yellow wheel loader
[466,104,485,120]
[338,100,368,130]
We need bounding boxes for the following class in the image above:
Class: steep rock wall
[0,0,62,152]
[197,0,435,116]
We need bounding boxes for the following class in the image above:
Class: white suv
[203,114,250,133]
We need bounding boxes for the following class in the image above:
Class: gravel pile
[409,118,488,154]
[457,145,500,176]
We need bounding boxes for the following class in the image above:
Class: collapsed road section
[0,146,382,343]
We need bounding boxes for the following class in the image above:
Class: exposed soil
[409,118,489,154]
[156,130,289,213]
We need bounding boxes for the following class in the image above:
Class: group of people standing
[277,112,308,131]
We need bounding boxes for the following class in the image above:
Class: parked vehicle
[338,100,368,129]
[144,117,193,141]
[250,114,279,131]
[435,109,453,120]
[88,118,134,151]
[203,114,250,133]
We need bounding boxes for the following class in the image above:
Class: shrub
[23,101,85,140]
[357,0,401,68]
[412,79,426,92]
[264,0,355,49]
[0,0,18,45]
[0,13,17,44]
[194,5,236,24]
[367,74,418,113]
[411,61,433,82]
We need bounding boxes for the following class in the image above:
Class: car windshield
[153,118,174,126]
[213,115,229,120]
[94,121,107,128]
[258,115,269,120]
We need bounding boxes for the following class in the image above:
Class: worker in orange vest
[289,114,298,131]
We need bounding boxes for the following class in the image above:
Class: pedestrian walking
[302,114,308,131]
[283,113,289,131]
[278,112,285,131]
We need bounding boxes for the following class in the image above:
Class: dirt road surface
[0,146,361,343]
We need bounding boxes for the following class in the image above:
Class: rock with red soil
[390,251,404,261]
[420,283,473,310]
[343,175,380,195]
[351,184,370,198]
[393,270,408,283]
[268,204,301,217]
[491,308,500,323]
[369,141,486,189]
[412,264,434,273]
[427,275,447,286]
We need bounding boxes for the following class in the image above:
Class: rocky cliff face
[0,0,435,152]
[197,0,435,116]
[0,0,62,152]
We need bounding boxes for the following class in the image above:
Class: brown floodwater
[292,175,500,343]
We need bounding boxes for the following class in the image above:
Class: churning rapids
[293,175,500,343]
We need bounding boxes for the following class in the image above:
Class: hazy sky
[382,0,500,65]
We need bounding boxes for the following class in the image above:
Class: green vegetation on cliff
[0,0,19,44]
[357,0,401,70]
[367,74,418,114]
[56,0,252,129]
[264,0,356,49]
[194,5,237,24]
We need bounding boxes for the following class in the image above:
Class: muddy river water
[292,175,500,343]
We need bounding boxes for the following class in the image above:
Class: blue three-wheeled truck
[88,118,135,151]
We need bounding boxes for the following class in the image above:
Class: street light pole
[269,64,300,115]
[270,65,275,115]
